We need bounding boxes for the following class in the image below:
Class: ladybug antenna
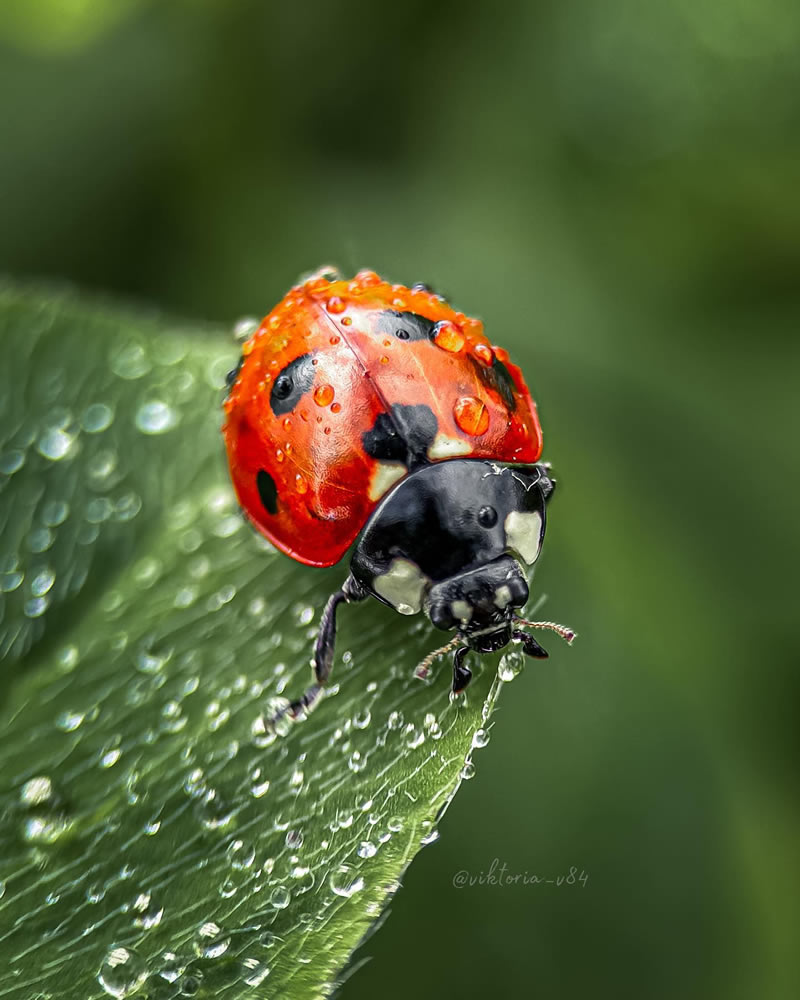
[414,637,461,681]
[513,617,577,645]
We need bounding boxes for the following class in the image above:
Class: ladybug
[223,269,574,721]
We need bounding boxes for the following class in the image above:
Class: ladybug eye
[477,505,498,528]
[273,375,293,399]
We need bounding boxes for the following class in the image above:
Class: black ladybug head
[350,460,553,640]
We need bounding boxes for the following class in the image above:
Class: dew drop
[433,320,465,353]
[226,838,256,870]
[357,840,377,859]
[270,885,291,909]
[20,775,53,806]
[294,473,308,495]
[240,957,271,986]
[472,727,491,749]
[37,426,77,461]
[56,709,85,732]
[157,951,185,984]
[135,400,178,435]
[387,710,404,730]
[41,499,70,526]
[474,343,495,365]
[285,829,304,849]
[82,403,114,433]
[132,891,164,929]
[353,708,371,730]
[461,760,476,780]
[405,725,425,749]
[326,296,346,314]
[313,383,335,407]
[499,649,525,682]
[31,566,56,597]
[330,864,365,898]
[233,316,260,341]
[1,571,23,593]
[111,343,151,379]
[98,946,148,998]
[0,450,24,474]
[193,921,231,959]
[454,396,490,436]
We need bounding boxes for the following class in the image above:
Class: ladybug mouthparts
[426,554,530,640]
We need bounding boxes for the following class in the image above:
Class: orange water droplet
[341,316,352,326]
[276,448,285,463]
[324,426,332,435]
[392,297,407,309]
[282,417,292,430]
[269,359,279,370]
[383,339,392,348]
[268,316,281,329]
[357,270,380,286]
[284,442,292,455]
[329,335,341,345]
[331,402,342,414]
[316,415,323,424]
[313,384,335,407]
[454,396,490,436]
[379,355,389,364]
[242,340,254,356]
[311,358,319,365]
[295,473,308,494]
[474,343,494,365]
[434,321,465,353]
[326,296,346,314]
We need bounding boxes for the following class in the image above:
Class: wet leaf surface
[0,285,507,999]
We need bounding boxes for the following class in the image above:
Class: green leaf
[0,284,508,999]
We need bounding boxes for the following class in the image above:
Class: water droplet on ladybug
[379,355,389,365]
[276,449,285,463]
[331,402,342,414]
[324,426,332,435]
[474,343,494,365]
[326,296,346,314]
[282,417,292,430]
[329,335,341,345]
[453,396,490,435]
[341,316,352,326]
[433,321,465,353]
[313,384,335,407]
[295,474,308,494]
[356,269,380,286]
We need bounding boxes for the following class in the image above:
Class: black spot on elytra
[225,356,244,391]
[371,310,436,343]
[270,353,315,415]
[362,403,438,469]
[256,469,278,515]
[473,356,518,411]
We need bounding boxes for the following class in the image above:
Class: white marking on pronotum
[428,433,472,460]
[373,558,428,615]
[494,585,513,609]
[504,510,543,565]
[451,599,473,623]
[368,461,406,501]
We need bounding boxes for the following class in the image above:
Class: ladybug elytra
[223,269,574,721]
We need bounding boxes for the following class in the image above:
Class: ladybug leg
[278,575,367,722]
[512,629,549,658]
[452,645,473,694]
[313,574,367,686]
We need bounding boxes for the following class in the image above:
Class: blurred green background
[1,1,797,998]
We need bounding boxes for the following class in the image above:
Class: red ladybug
[223,269,573,720]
